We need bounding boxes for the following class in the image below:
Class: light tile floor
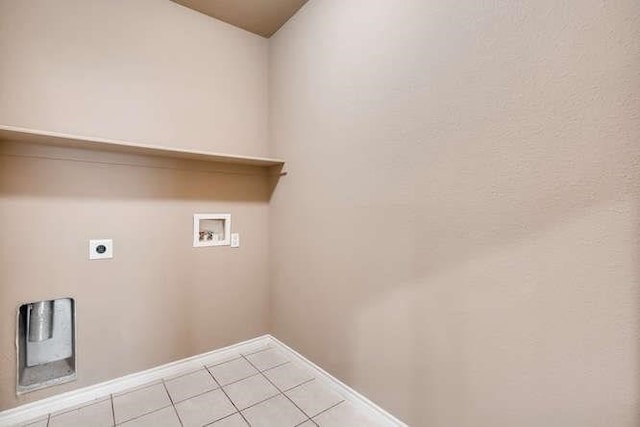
[20,346,388,427]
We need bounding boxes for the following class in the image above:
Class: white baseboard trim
[0,335,271,427]
[0,334,407,427]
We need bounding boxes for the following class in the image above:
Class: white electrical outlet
[89,239,113,260]
[231,233,240,248]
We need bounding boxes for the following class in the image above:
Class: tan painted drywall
[268,1,640,426]
[0,0,269,157]
[0,0,271,410]
[0,142,271,409]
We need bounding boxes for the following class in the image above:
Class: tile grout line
[39,350,282,424]
[169,369,262,405]
[163,352,261,383]
[170,358,293,404]
[206,375,317,417]
[113,403,174,426]
[282,377,315,393]
[30,373,332,426]
[204,355,289,387]
[309,400,346,423]
[21,344,352,427]
[244,352,345,424]
[45,396,112,418]
[202,411,246,427]
[161,361,239,386]
[118,350,278,393]
[261,360,291,372]
[240,354,317,426]
[112,380,163,399]
[164,369,269,407]
[206,355,244,369]
[240,346,273,357]
[161,379,184,427]
[204,365,252,427]
[170,386,220,405]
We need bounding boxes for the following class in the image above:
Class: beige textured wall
[269,1,640,426]
[0,0,271,410]
[0,0,269,156]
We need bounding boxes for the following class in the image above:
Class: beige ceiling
[171,0,308,38]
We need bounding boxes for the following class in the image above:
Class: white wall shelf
[0,125,285,168]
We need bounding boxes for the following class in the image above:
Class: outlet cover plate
[89,239,113,260]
